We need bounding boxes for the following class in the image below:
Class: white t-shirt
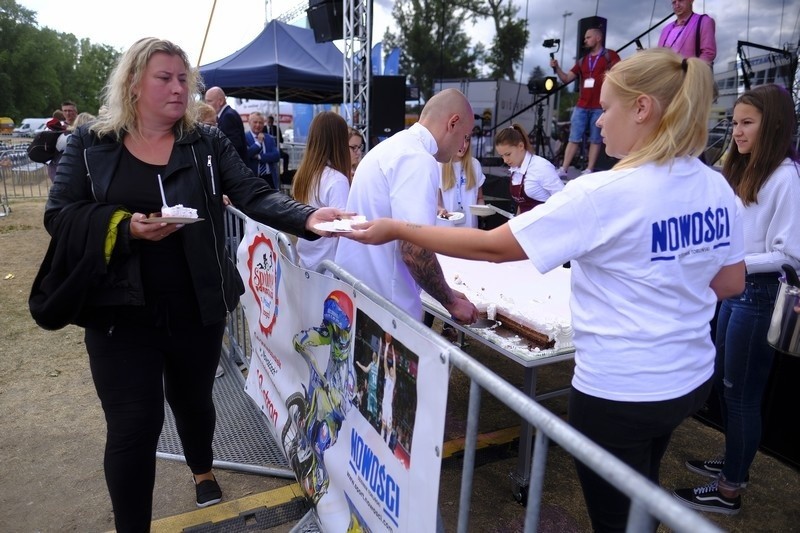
[508,157,744,402]
[296,166,350,271]
[740,158,800,274]
[509,152,564,202]
[335,123,439,318]
[438,157,487,228]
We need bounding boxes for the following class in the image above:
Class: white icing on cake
[161,204,198,218]
[438,255,573,351]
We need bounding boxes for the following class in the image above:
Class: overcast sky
[17,0,800,81]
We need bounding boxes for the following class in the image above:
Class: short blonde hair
[196,102,217,126]
[603,48,714,169]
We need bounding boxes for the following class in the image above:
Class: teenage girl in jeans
[674,84,800,515]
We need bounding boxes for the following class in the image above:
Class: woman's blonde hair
[195,102,217,126]
[91,37,203,140]
[291,111,351,204]
[72,112,96,130]
[603,48,714,170]
[441,141,479,191]
[494,123,532,153]
[723,84,799,206]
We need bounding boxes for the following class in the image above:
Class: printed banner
[383,48,401,76]
[237,219,448,532]
[371,42,383,75]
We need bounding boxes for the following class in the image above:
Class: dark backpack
[27,130,63,163]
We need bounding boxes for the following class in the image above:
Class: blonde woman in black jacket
[39,37,344,532]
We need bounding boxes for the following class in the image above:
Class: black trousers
[85,320,225,533]
[568,378,712,533]
[279,149,289,174]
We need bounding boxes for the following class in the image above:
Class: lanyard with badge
[666,13,694,50]
[584,49,604,89]
[453,173,466,224]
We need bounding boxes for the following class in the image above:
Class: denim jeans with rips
[714,276,780,487]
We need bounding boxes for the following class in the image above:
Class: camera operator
[550,26,620,176]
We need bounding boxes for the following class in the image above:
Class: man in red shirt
[550,26,620,175]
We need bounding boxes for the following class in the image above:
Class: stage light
[527,76,558,95]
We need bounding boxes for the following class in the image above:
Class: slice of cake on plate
[160,204,198,219]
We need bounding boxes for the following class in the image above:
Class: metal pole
[560,11,572,68]
[556,11,572,123]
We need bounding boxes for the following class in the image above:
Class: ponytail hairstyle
[494,123,532,154]
[603,48,714,170]
[441,141,479,191]
[722,84,799,206]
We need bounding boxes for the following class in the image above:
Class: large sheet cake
[432,255,573,353]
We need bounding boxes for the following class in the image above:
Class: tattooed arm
[400,241,478,324]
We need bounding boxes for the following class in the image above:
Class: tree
[476,0,529,80]
[0,0,38,119]
[0,0,118,121]
[70,39,120,114]
[527,66,547,86]
[384,0,485,100]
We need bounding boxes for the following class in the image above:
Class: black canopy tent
[198,20,344,104]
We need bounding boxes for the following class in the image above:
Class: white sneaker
[581,168,594,175]
[556,167,569,178]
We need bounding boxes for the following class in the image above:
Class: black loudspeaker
[575,16,608,64]
[370,76,406,138]
[306,0,343,43]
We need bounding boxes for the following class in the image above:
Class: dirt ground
[1,198,798,532]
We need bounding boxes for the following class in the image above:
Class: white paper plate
[141,217,204,224]
[438,211,465,221]
[313,219,367,233]
[469,204,494,217]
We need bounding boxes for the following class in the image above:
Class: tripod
[529,99,554,160]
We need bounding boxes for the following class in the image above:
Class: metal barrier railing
[222,206,722,533]
[704,118,732,167]
[0,148,51,208]
[283,142,306,172]
[221,205,252,374]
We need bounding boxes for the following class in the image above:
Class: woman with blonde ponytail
[344,48,746,531]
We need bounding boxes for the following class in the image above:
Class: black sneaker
[195,476,222,508]
[685,458,749,487]
[672,480,741,515]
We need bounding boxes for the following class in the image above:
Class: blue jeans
[714,275,779,486]
[568,107,603,144]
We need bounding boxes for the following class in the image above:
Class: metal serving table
[422,292,575,502]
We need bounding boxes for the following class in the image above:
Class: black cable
[648,0,658,48]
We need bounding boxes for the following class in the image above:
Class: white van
[12,118,49,137]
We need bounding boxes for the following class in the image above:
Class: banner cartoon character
[282,290,356,503]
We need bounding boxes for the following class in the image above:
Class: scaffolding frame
[343,0,371,148]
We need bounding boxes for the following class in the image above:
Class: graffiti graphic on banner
[237,220,448,532]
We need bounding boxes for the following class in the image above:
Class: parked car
[12,118,48,137]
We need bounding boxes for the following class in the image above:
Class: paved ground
[1,199,798,532]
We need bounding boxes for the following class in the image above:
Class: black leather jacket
[45,123,318,327]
